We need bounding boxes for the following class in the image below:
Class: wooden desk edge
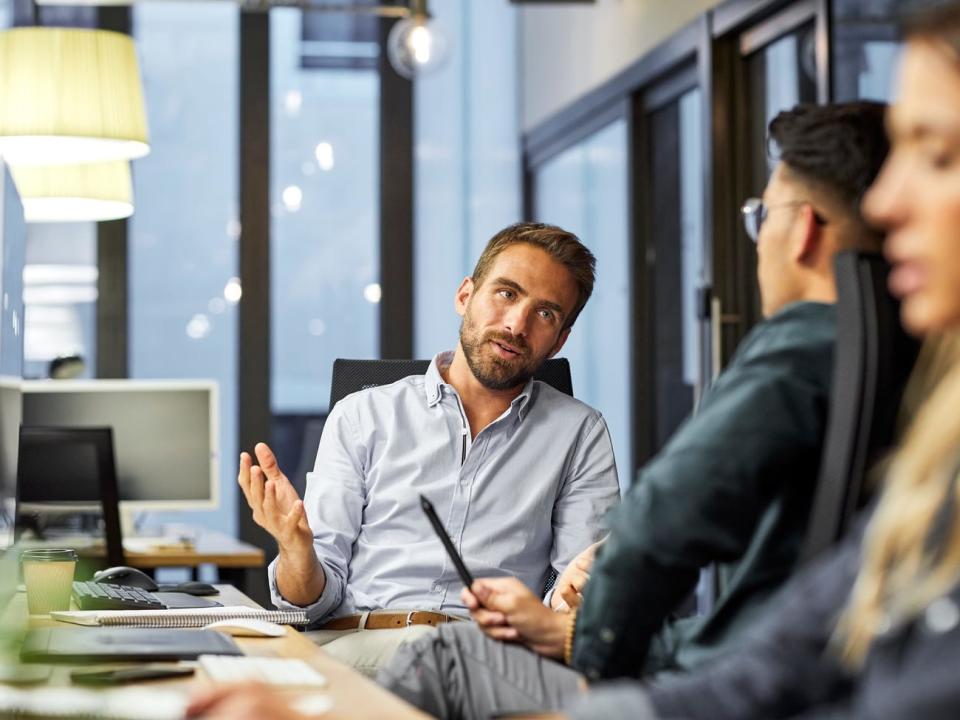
[7,584,429,720]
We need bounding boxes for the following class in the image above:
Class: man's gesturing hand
[238,443,311,553]
[461,577,568,659]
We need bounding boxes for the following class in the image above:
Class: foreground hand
[462,577,568,659]
[186,684,311,720]
[551,538,604,611]
[238,443,312,553]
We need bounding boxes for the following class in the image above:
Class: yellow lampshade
[10,161,134,223]
[0,27,149,165]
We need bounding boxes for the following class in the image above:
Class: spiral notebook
[50,606,309,628]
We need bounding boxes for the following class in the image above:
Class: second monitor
[21,380,218,512]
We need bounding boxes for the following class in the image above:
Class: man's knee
[435,620,496,656]
[378,622,481,693]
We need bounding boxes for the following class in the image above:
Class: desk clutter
[0,580,410,719]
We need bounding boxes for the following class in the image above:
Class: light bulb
[387,15,448,80]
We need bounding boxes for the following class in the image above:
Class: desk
[123,529,265,595]
[46,528,266,596]
[5,585,428,720]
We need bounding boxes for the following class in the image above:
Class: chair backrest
[328,357,574,410]
[801,251,920,562]
[291,418,326,499]
[15,426,125,568]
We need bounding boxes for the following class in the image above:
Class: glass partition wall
[268,8,380,492]
[533,118,631,488]
[130,1,239,535]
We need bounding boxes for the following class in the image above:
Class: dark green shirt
[572,301,836,680]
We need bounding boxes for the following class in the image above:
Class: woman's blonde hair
[838,332,960,664]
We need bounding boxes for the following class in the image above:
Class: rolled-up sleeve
[268,398,368,622]
[550,414,620,576]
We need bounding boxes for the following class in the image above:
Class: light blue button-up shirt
[269,351,620,622]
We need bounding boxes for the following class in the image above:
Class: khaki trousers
[305,619,439,678]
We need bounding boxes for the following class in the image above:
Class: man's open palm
[238,443,311,551]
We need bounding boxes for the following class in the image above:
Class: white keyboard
[198,655,328,687]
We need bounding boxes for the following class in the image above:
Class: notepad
[50,606,308,628]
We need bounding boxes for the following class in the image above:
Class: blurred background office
[0,0,905,597]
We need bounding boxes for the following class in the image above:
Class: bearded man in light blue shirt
[237,222,620,675]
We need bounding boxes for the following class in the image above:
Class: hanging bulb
[386,1,448,80]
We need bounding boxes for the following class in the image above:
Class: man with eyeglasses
[375,101,892,719]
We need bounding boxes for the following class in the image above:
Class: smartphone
[70,666,195,685]
[419,494,475,588]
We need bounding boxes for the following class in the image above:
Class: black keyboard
[72,581,167,611]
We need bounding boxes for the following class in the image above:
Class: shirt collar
[423,352,452,407]
[424,351,537,422]
[512,380,536,422]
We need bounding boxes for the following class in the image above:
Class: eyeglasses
[740,197,827,243]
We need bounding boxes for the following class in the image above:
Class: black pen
[420,494,475,588]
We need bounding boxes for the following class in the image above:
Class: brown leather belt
[318,610,463,631]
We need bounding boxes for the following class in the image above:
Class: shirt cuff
[543,586,556,607]
[267,554,342,623]
[564,682,658,720]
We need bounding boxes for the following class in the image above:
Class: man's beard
[459,314,545,391]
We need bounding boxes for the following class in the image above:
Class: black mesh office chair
[15,426,125,569]
[800,251,920,562]
[328,357,574,410]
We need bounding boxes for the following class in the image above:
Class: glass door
[710,3,827,372]
[635,68,706,463]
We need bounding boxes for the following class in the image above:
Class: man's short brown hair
[471,222,597,330]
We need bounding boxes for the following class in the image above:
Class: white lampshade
[10,162,134,223]
[0,27,149,165]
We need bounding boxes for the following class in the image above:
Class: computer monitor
[20,380,219,513]
[0,162,26,553]
[15,426,125,568]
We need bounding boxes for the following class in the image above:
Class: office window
[747,23,817,188]
[22,224,97,380]
[534,119,631,490]
[0,0,10,28]
[721,15,821,342]
[414,0,521,357]
[129,1,239,535]
[832,0,901,102]
[269,9,379,415]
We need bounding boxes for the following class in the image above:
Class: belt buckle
[405,610,419,627]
